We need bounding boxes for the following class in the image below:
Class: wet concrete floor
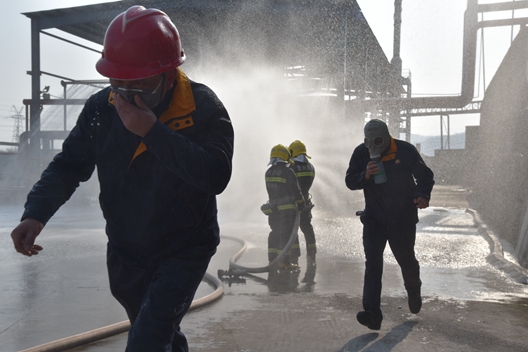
[1,185,528,351]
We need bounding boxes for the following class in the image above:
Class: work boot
[356,310,382,330]
[279,262,299,271]
[408,288,422,314]
[306,253,316,266]
[287,263,299,270]
[301,263,316,284]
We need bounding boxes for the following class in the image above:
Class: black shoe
[356,311,382,330]
[278,262,300,272]
[408,289,422,314]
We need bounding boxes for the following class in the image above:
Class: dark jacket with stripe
[290,160,315,199]
[265,162,305,211]
[22,70,234,268]
[345,139,434,227]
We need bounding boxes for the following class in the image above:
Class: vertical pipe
[343,5,348,120]
[447,115,450,149]
[63,82,67,131]
[405,76,412,141]
[389,0,403,136]
[511,0,516,43]
[440,116,444,150]
[391,0,402,74]
[30,20,41,155]
[350,0,478,111]
[344,7,347,98]
[461,0,479,102]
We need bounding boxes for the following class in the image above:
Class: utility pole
[10,105,23,144]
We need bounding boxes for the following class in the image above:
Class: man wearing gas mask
[345,119,434,330]
[10,6,234,351]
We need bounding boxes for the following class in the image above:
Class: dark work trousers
[268,209,297,263]
[361,220,421,315]
[291,236,301,259]
[107,244,216,352]
[300,208,316,256]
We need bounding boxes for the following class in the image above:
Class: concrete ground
[2,185,528,351]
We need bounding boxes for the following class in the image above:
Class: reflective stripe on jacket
[290,160,315,199]
[265,163,305,211]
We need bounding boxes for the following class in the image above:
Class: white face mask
[112,74,166,110]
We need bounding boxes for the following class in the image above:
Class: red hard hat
[96,6,186,80]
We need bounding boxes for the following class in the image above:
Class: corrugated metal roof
[23,0,402,95]
[23,1,125,45]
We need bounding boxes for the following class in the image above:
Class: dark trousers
[299,208,316,256]
[268,209,296,263]
[361,220,421,315]
[107,244,215,352]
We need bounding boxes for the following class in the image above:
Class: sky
[0,0,524,144]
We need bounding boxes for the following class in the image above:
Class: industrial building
[3,0,528,266]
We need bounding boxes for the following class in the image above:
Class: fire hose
[19,272,223,352]
[20,211,300,352]
[220,210,300,275]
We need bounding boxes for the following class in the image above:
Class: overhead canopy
[23,0,402,97]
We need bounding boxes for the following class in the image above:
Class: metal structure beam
[478,0,528,12]
[20,0,397,156]
[406,101,482,117]
[350,0,528,140]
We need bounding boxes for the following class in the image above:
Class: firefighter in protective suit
[263,144,305,269]
[288,140,317,264]
[9,6,233,351]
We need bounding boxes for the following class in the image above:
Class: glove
[261,202,273,215]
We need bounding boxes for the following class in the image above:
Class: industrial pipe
[357,0,528,113]
[351,0,479,112]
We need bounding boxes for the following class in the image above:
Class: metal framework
[406,101,482,117]
[20,0,528,153]
[21,0,397,155]
[350,0,528,140]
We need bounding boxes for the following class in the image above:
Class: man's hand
[11,218,44,256]
[414,196,430,209]
[114,93,157,137]
[364,161,380,181]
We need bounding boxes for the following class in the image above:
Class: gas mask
[364,119,390,159]
[112,74,166,110]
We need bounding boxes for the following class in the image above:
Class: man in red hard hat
[10,6,234,351]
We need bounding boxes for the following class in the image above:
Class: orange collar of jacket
[108,68,196,162]
[380,137,397,162]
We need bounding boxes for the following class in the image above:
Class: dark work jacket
[290,160,315,200]
[345,139,434,227]
[265,162,305,211]
[22,69,234,268]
